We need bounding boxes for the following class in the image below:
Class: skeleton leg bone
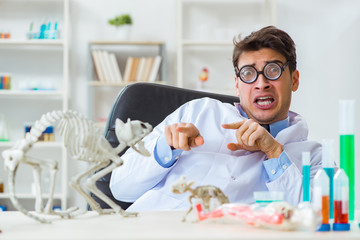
[44,167,57,214]
[69,161,110,215]
[182,196,195,222]
[31,164,44,213]
[84,160,137,217]
[25,156,58,214]
[25,156,77,218]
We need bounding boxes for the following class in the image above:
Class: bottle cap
[333,223,350,231]
[322,139,334,168]
[302,152,310,165]
[339,100,355,134]
[317,223,331,231]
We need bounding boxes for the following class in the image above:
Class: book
[143,57,154,82]
[98,51,112,82]
[123,57,133,82]
[148,56,162,82]
[109,53,123,82]
[104,51,116,82]
[91,50,105,82]
[129,57,139,82]
[135,57,146,81]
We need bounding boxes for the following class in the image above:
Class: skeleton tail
[8,168,50,224]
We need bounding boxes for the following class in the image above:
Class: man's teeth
[258,101,272,106]
[256,97,273,106]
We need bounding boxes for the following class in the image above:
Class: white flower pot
[117,25,131,40]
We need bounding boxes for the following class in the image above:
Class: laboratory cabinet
[0,0,69,211]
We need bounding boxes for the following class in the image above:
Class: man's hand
[164,123,204,151]
[222,119,283,159]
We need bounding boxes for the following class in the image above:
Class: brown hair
[233,26,297,72]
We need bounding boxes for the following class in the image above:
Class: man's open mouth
[255,96,274,106]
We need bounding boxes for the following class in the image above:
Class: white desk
[0,211,359,240]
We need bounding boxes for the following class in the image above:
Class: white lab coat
[110,97,322,211]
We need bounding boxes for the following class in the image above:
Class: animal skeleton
[2,110,152,223]
[171,176,230,222]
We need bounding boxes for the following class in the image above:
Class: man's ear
[291,70,300,92]
[235,76,240,97]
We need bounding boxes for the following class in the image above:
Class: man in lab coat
[110,26,322,211]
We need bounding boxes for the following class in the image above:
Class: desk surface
[0,211,360,240]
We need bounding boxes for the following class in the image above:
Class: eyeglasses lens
[240,67,256,83]
[264,63,281,80]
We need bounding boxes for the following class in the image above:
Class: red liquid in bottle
[334,200,348,223]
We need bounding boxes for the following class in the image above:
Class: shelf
[0,193,63,199]
[88,81,166,87]
[0,141,63,148]
[89,41,164,46]
[182,40,233,46]
[0,39,65,46]
[0,90,64,97]
[0,0,69,211]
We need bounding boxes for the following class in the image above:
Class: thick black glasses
[235,61,290,84]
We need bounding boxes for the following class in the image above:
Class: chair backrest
[94,82,238,209]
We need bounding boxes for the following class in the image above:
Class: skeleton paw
[122,211,138,217]
[55,206,80,218]
[97,209,116,215]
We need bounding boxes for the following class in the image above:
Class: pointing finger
[176,124,199,137]
[222,121,245,130]
[227,143,243,151]
[193,135,204,147]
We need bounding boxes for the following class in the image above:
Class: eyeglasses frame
[234,60,291,84]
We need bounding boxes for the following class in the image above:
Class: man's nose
[254,73,271,89]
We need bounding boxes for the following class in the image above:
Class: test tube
[333,169,350,231]
[339,100,355,221]
[302,152,311,202]
[313,169,330,231]
[322,139,335,219]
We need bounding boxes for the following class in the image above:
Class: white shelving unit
[87,41,166,123]
[176,0,277,95]
[0,0,69,211]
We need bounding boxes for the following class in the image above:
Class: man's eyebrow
[240,60,284,68]
[266,59,283,64]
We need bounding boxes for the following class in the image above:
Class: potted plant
[108,14,132,40]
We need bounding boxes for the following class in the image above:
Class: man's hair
[232,26,297,72]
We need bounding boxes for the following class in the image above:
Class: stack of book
[91,50,162,83]
[91,50,123,83]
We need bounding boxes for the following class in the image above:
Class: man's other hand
[164,123,204,151]
[222,119,283,159]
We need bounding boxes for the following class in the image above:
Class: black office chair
[92,82,238,210]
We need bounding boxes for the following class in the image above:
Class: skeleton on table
[172,176,230,222]
[2,110,152,223]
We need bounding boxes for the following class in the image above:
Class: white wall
[67,0,360,210]
[278,0,360,212]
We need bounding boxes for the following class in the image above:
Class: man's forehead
[238,48,286,66]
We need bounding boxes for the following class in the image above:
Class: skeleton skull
[115,118,152,156]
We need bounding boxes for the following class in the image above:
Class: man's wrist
[264,142,283,159]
